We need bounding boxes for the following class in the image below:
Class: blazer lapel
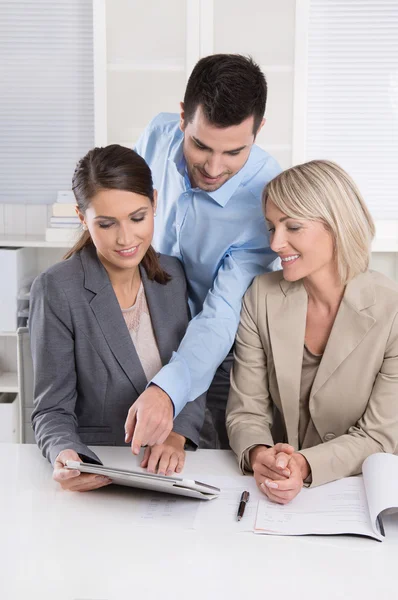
[81,246,148,396]
[267,278,307,449]
[311,272,376,397]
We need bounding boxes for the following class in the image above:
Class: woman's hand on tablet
[140,432,186,476]
[53,449,112,492]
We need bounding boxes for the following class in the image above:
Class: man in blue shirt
[125,54,281,457]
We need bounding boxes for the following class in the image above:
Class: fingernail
[265,480,279,489]
[276,460,285,469]
[124,432,128,442]
[166,470,173,476]
[96,476,109,482]
[133,446,139,455]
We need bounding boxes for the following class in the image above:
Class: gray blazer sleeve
[173,392,206,449]
[29,272,101,466]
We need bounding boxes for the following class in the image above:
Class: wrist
[294,452,311,480]
[169,431,186,446]
[249,444,268,468]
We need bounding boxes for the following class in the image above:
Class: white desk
[1,444,397,600]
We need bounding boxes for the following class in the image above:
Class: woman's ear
[75,206,86,227]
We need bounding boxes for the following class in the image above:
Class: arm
[29,272,101,466]
[151,236,279,416]
[225,277,275,471]
[299,313,398,487]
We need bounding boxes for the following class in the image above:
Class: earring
[82,224,87,231]
[154,212,157,217]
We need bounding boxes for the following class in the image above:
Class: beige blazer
[226,269,398,487]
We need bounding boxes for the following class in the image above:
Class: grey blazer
[29,245,206,465]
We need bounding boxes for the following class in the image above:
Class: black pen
[237,490,250,521]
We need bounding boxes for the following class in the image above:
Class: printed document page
[362,453,398,532]
[254,476,382,540]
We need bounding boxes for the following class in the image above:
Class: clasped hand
[250,443,310,504]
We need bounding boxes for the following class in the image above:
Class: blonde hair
[262,160,375,284]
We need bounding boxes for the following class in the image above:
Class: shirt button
[324,432,336,442]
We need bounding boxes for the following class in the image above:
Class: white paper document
[254,477,379,538]
[254,453,398,541]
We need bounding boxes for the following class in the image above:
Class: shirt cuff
[149,353,191,417]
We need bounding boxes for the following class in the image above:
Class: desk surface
[1,444,397,600]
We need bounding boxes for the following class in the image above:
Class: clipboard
[65,460,221,500]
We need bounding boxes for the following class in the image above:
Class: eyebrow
[266,216,290,224]
[192,136,247,154]
[94,207,149,220]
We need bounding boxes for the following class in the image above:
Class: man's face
[180,104,263,192]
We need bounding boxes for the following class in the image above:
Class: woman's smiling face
[78,188,156,272]
[265,199,336,282]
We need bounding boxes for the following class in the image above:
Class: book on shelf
[52,203,77,217]
[50,216,80,227]
[45,227,80,243]
[254,453,398,541]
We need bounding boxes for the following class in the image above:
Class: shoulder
[158,253,185,279]
[141,113,180,139]
[31,253,83,296]
[244,270,284,304]
[368,270,398,317]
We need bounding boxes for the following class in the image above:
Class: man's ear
[179,102,185,132]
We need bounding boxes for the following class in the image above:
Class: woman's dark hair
[183,54,267,135]
[64,144,170,284]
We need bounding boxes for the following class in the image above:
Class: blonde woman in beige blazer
[226,159,398,504]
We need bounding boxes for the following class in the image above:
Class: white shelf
[0,235,71,248]
[0,331,17,337]
[0,372,18,393]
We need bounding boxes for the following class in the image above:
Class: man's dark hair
[183,54,267,135]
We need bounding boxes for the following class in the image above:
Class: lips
[115,245,139,258]
[280,254,300,266]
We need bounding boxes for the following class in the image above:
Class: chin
[282,269,302,282]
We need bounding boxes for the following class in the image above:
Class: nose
[269,227,287,253]
[204,155,223,177]
[116,221,132,246]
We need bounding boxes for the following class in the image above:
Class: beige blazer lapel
[311,272,377,398]
[267,278,307,449]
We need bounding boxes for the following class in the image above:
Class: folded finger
[254,464,290,481]
[175,452,185,474]
[54,467,81,482]
[140,446,151,468]
[273,443,295,455]
[69,476,112,492]
[264,476,302,493]
[146,447,162,473]
[260,484,287,505]
[163,453,179,476]
[275,452,292,471]
[157,450,175,476]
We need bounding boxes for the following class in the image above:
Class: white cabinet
[0,240,67,442]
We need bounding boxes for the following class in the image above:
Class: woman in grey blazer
[30,145,205,492]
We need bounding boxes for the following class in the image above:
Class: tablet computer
[65,460,220,500]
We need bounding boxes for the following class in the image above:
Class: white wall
[1,0,397,281]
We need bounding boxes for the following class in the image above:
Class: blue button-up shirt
[135,113,281,416]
